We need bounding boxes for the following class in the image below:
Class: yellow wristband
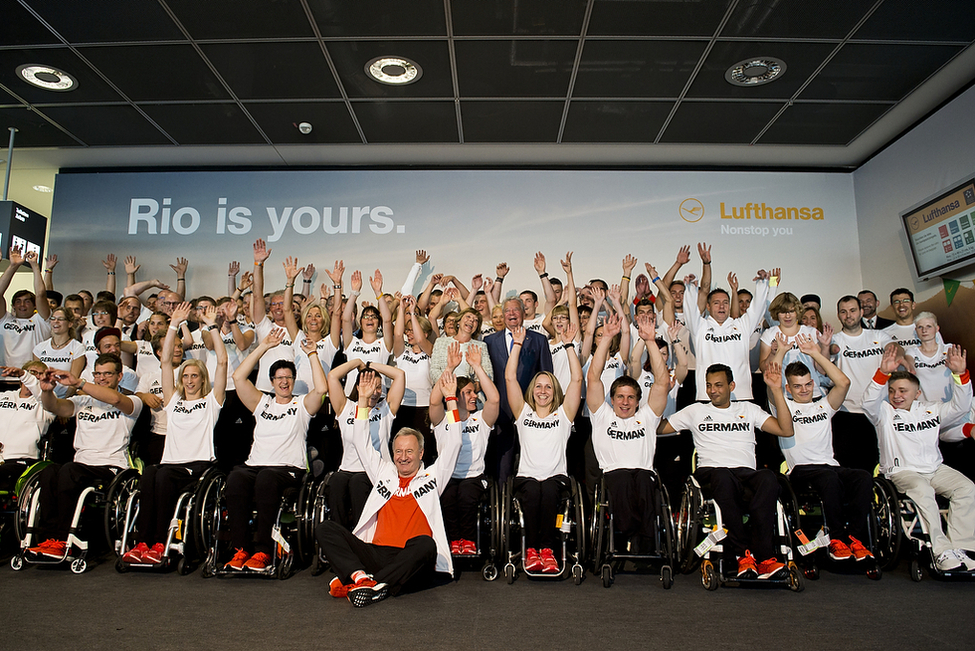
[447,409,461,424]
[769,277,779,287]
[355,406,370,420]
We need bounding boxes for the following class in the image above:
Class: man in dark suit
[858,290,894,330]
[485,297,553,483]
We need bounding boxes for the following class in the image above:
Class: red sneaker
[329,576,352,598]
[122,542,149,564]
[143,543,166,565]
[525,548,543,572]
[29,539,66,559]
[540,548,560,574]
[450,540,462,555]
[347,574,389,608]
[224,548,250,571]
[757,557,787,580]
[737,550,758,579]
[828,538,853,561]
[461,540,477,555]
[243,552,272,571]
[848,536,874,562]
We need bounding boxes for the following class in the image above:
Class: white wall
[853,84,975,302]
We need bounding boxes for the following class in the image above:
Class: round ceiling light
[17,64,78,91]
[725,57,786,87]
[365,56,422,86]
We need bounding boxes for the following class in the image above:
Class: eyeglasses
[272,375,294,382]
[92,371,117,378]
[891,299,912,305]
[49,316,69,322]
[91,311,110,317]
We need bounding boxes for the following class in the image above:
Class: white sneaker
[953,549,975,571]
[935,550,963,571]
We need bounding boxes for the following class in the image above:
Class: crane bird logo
[679,198,705,223]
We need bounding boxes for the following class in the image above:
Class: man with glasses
[857,290,894,330]
[80,327,139,393]
[0,248,51,369]
[250,239,296,393]
[883,288,937,350]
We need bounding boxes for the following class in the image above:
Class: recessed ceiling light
[32,185,53,193]
[725,57,786,87]
[365,56,422,86]
[17,64,78,91]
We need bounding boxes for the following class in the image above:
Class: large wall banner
[50,169,860,315]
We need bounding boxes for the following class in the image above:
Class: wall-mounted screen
[902,176,975,281]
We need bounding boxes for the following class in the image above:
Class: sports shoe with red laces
[450,540,462,555]
[244,552,272,571]
[848,536,874,562]
[737,550,758,579]
[122,542,149,564]
[524,548,543,572]
[540,548,560,574]
[224,548,250,570]
[348,574,389,608]
[828,538,853,561]
[28,539,67,559]
[461,540,477,555]
[329,576,352,598]
[757,557,787,580]
[143,543,166,565]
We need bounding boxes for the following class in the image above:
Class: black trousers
[213,390,256,472]
[441,475,487,542]
[316,520,437,595]
[654,432,693,510]
[136,461,211,545]
[695,466,780,561]
[328,470,372,529]
[513,475,567,550]
[603,468,658,540]
[37,462,117,540]
[0,459,32,492]
[488,416,518,485]
[225,465,303,555]
[789,464,873,541]
[831,411,879,473]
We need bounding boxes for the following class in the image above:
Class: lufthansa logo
[680,198,704,223]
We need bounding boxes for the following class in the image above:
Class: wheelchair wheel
[177,556,194,576]
[569,478,587,568]
[14,469,46,543]
[481,562,499,581]
[278,550,294,580]
[591,481,608,574]
[71,558,87,574]
[788,562,805,592]
[488,480,501,567]
[193,469,226,558]
[677,478,703,574]
[10,554,24,571]
[661,565,673,590]
[504,563,515,584]
[701,558,718,590]
[601,564,613,588]
[294,473,316,566]
[104,469,141,549]
[658,481,679,570]
[910,558,923,582]
[872,477,902,571]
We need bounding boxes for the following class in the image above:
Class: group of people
[2,236,974,609]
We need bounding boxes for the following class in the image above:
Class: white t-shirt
[343,336,390,396]
[292,332,338,396]
[254,316,295,392]
[0,312,51,367]
[780,397,838,472]
[637,368,680,422]
[905,342,968,442]
[33,337,85,398]
[882,322,926,350]
[161,391,222,464]
[0,375,54,459]
[549,339,581,400]
[395,347,432,408]
[590,401,661,473]
[247,393,310,469]
[337,399,393,473]
[515,404,571,481]
[523,315,545,336]
[665,401,771,470]
[134,340,159,379]
[830,329,892,413]
[581,352,625,417]
[438,411,492,479]
[136,367,174,435]
[202,324,254,392]
[70,393,144,468]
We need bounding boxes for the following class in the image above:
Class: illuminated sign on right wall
[902,176,975,281]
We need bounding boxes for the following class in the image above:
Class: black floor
[5,553,973,651]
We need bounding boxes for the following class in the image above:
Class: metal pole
[2,127,17,201]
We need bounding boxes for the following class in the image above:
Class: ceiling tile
[573,40,706,98]
[0,106,79,146]
[455,40,576,97]
[353,101,457,143]
[164,0,315,39]
[854,0,975,42]
[562,101,672,142]
[23,0,185,43]
[687,40,837,99]
[308,0,446,37]
[36,104,172,145]
[451,0,588,36]
[588,0,735,36]
[0,0,61,46]
[326,40,454,98]
[759,101,893,145]
[461,101,564,142]
[245,101,361,143]
[660,100,782,143]
[721,0,875,39]
[0,47,125,104]
[79,44,231,101]
[139,103,265,145]
[801,43,964,101]
[202,42,341,100]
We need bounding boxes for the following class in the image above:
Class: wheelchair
[11,465,141,574]
[500,475,587,584]
[777,470,884,580]
[1,459,52,552]
[199,467,318,580]
[677,473,804,591]
[444,477,501,581]
[590,469,677,589]
[112,465,225,574]
[873,474,975,581]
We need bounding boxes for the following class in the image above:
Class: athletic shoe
[848,536,874,562]
[122,542,149,564]
[329,576,352,598]
[828,539,853,561]
[736,550,758,580]
[450,540,461,555]
[461,540,477,555]
[143,543,166,565]
[540,548,560,574]
[952,549,975,571]
[28,539,66,559]
[347,575,389,608]
[935,550,962,571]
[524,548,543,572]
[757,557,787,580]
[224,548,250,571]
[243,552,271,571]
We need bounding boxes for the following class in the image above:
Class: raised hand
[303,263,315,281]
[170,257,188,278]
[727,272,739,293]
[590,285,606,309]
[645,262,659,281]
[263,327,286,349]
[223,300,239,322]
[608,283,622,304]
[228,260,240,277]
[603,312,622,338]
[45,253,59,271]
[561,321,578,344]
[171,301,193,324]
[200,304,219,327]
[300,336,318,357]
[560,251,573,274]
[446,340,462,372]
[818,322,833,345]
[238,271,253,292]
[439,371,458,401]
[8,247,23,265]
[795,333,817,356]
[697,242,711,264]
[350,270,362,293]
[416,250,429,265]
[253,239,271,265]
[947,344,968,374]
[430,273,444,287]
[636,312,656,342]
[534,252,547,275]
[466,343,482,368]
[667,321,681,342]
[325,260,345,285]
[496,262,509,279]
[622,254,637,274]
[103,254,117,272]
[283,256,301,282]
[764,361,783,388]
[471,274,483,291]
[511,325,526,346]
[879,346,903,375]
[676,245,691,265]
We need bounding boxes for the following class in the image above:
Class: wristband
[496,277,504,283]
[769,277,779,287]
[703,262,711,265]
[512,341,522,347]
[621,275,630,282]
[168,325,179,332]
[78,378,86,390]
[351,289,360,297]
[303,279,312,283]
[107,271,115,275]
[872,369,890,384]
[445,395,456,402]
[206,324,218,331]
[563,342,575,349]
[46,269,53,273]
[963,423,974,439]
[255,262,263,267]
[355,406,370,420]
[672,338,681,344]
[376,295,383,301]
[447,408,461,424]
[952,370,971,385]
[286,283,294,288]
[652,276,661,284]
[539,272,549,279]
[308,350,319,357]
[333,284,341,289]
